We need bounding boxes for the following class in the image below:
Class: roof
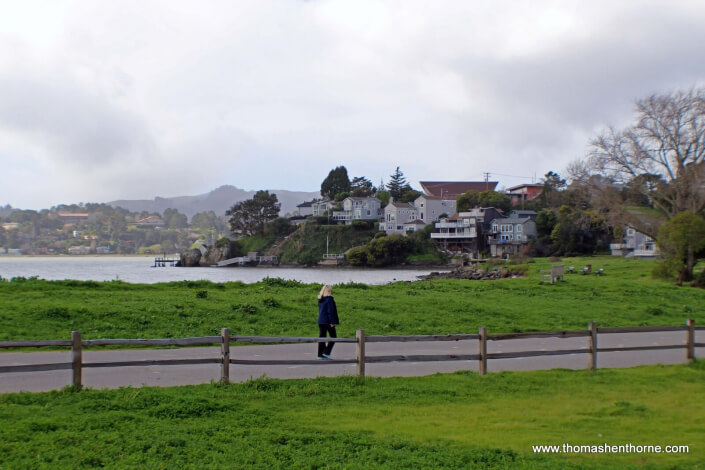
[419,181,499,197]
[404,220,426,225]
[491,217,534,225]
[346,197,379,202]
[387,201,416,209]
[296,201,313,208]
[58,212,89,217]
[506,183,544,192]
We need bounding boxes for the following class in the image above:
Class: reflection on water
[0,256,447,285]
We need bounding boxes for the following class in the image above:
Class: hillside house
[430,207,504,255]
[488,216,537,257]
[312,200,336,217]
[296,201,314,217]
[506,183,543,206]
[381,200,419,234]
[333,197,381,224]
[610,226,658,258]
[414,195,456,225]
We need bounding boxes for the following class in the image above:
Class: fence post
[686,318,695,362]
[221,328,230,383]
[478,326,487,376]
[71,330,82,389]
[356,329,365,379]
[588,322,597,371]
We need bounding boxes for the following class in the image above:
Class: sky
[2,0,705,210]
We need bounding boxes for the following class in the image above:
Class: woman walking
[317,284,339,360]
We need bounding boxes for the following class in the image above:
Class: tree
[320,166,351,200]
[350,176,375,197]
[588,88,705,224]
[191,211,218,230]
[457,190,512,214]
[226,190,281,236]
[539,171,567,208]
[655,211,705,283]
[386,167,411,200]
[163,208,187,229]
[400,189,423,203]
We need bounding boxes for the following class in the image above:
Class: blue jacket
[317,296,340,325]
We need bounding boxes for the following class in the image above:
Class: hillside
[275,224,377,265]
[109,185,319,218]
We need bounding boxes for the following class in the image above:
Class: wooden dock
[153,256,180,267]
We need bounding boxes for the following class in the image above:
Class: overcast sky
[2,0,705,210]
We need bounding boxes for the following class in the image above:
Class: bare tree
[588,88,705,223]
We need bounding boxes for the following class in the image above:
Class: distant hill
[109,185,320,218]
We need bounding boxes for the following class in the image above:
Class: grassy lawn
[1,363,703,469]
[0,256,702,342]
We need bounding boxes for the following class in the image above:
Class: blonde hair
[318,284,332,300]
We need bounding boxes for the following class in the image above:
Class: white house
[296,201,314,217]
[610,226,658,258]
[312,200,336,217]
[381,200,419,234]
[333,197,381,224]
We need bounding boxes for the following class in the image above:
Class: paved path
[1,331,702,393]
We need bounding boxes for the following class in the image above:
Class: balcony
[431,230,476,239]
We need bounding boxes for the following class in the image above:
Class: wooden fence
[0,320,702,389]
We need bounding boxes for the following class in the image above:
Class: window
[626,228,635,236]
[420,212,424,219]
[517,225,522,233]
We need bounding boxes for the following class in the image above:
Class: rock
[180,249,202,267]
[200,241,232,266]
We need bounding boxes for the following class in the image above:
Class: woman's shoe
[317,356,327,360]
[322,354,331,359]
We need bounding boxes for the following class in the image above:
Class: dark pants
[318,324,337,357]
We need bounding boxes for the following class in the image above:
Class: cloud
[1,0,705,208]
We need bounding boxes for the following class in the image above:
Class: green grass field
[1,363,703,469]
[0,256,702,342]
[2,256,704,468]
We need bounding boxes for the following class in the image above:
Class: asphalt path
[1,331,703,393]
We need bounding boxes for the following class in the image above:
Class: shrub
[262,297,281,308]
[196,290,208,299]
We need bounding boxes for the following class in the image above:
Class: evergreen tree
[350,176,375,197]
[386,167,411,200]
[320,166,351,200]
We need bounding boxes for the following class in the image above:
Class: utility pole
[483,172,490,191]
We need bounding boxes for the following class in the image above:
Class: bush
[345,246,369,266]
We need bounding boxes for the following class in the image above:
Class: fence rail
[0,319,701,389]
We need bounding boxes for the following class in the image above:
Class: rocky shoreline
[419,265,525,280]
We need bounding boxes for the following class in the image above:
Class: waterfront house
[487,216,537,257]
[381,200,419,234]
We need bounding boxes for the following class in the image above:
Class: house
[312,200,336,217]
[136,216,165,228]
[487,217,537,257]
[332,197,381,224]
[68,245,91,255]
[296,201,314,217]
[430,207,505,255]
[414,195,456,225]
[1,222,20,231]
[419,181,499,199]
[58,212,90,223]
[96,246,112,254]
[381,200,419,234]
[506,183,543,206]
[430,214,478,250]
[509,210,537,220]
[610,226,658,258]
[403,219,427,233]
